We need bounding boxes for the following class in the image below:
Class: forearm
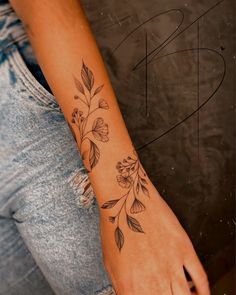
[10,0,152,207]
[9,4,210,291]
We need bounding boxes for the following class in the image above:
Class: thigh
[0,218,55,295]
[0,43,115,294]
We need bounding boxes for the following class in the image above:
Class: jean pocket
[6,43,62,112]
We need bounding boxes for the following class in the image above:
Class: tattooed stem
[116,198,127,225]
[73,117,82,147]
[115,191,131,215]
[75,95,88,107]
[87,107,100,117]
[88,93,92,108]
[71,61,109,171]
[82,106,100,135]
[81,108,90,135]
[101,150,149,251]
[82,130,93,139]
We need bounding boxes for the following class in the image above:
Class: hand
[99,182,210,295]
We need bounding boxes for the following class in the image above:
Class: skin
[9,0,210,294]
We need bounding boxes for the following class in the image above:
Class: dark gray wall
[83,0,235,291]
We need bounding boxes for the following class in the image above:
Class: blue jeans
[0,2,115,294]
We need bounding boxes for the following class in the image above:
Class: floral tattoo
[68,61,149,252]
[69,61,109,172]
[101,149,150,251]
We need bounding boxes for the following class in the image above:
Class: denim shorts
[0,2,115,294]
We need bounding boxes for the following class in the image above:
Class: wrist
[95,149,154,212]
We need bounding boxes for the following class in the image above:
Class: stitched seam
[96,285,116,295]
[7,46,62,112]
[0,265,38,294]
[0,7,13,17]
[0,33,28,51]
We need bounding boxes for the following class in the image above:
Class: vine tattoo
[69,61,149,252]
[101,149,150,251]
[69,61,109,172]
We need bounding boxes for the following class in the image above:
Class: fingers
[171,267,192,295]
[188,281,198,294]
[184,245,210,295]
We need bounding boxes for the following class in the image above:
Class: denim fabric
[0,2,115,294]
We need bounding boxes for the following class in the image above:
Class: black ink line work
[197,20,200,160]
[101,150,149,251]
[137,48,226,150]
[111,0,225,151]
[131,0,224,71]
[70,61,109,172]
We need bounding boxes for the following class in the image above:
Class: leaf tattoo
[71,61,109,172]
[81,61,94,92]
[74,76,85,95]
[127,215,144,233]
[89,140,100,169]
[101,149,149,251]
[101,199,120,209]
[130,198,146,214]
[115,227,124,251]
[94,85,104,96]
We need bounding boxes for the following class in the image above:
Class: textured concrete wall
[83,0,235,289]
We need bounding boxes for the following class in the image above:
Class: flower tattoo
[69,61,109,172]
[68,61,149,252]
[101,150,150,251]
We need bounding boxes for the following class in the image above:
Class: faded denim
[0,1,115,294]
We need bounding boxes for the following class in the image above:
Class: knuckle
[156,280,170,293]
[199,272,209,285]
[185,238,195,252]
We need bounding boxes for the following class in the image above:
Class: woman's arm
[10,1,210,294]
[10,0,137,206]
